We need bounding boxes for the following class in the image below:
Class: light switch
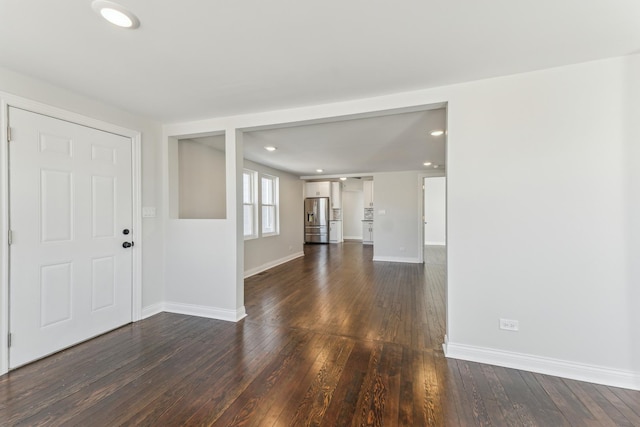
[142,207,157,218]
[378,209,386,215]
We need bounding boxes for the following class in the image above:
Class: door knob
[122,242,132,248]
[123,229,130,235]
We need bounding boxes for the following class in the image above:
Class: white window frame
[243,169,258,240]
[260,174,279,237]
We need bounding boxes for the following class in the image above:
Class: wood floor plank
[350,342,385,426]
[154,323,285,426]
[416,349,446,426]
[319,340,375,427]
[116,322,279,426]
[1,243,639,425]
[464,362,520,426]
[210,329,313,427]
[479,364,532,426]
[609,387,640,419]
[456,361,492,426]
[378,343,403,426]
[593,384,640,426]
[563,380,627,427]
[481,365,540,426]
[70,320,275,425]
[269,335,341,425]
[288,337,355,426]
[517,370,572,426]
[14,317,230,426]
[533,372,602,427]
[243,331,331,427]
[397,347,415,425]
[435,357,478,425]
[0,314,199,422]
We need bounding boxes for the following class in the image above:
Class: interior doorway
[423,176,446,265]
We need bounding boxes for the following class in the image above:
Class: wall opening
[169,133,227,219]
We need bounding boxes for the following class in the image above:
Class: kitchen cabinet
[329,220,342,243]
[362,221,373,244]
[331,181,341,209]
[305,181,330,198]
[363,180,374,208]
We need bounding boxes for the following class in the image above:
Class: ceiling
[1,1,639,123]
[2,1,639,177]
[243,108,446,176]
[183,108,446,177]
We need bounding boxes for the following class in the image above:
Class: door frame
[0,92,143,375]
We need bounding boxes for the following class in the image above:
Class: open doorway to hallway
[423,176,446,265]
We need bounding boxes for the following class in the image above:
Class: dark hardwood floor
[1,242,639,426]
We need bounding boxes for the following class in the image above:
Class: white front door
[8,107,133,368]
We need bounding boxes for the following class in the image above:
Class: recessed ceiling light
[316,169,324,173]
[92,0,140,29]
[434,164,440,168]
[264,146,277,152]
[340,177,347,181]
[423,162,432,166]
[430,130,445,136]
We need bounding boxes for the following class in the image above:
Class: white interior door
[8,107,133,368]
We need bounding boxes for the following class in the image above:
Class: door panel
[92,175,116,238]
[40,262,73,327]
[8,107,133,368]
[41,169,73,242]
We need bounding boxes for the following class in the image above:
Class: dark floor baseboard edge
[445,342,640,391]
[141,303,164,319]
[372,256,422,263]
[141,303,247,323]
[244,251,305,278]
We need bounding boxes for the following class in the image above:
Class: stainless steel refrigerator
[304,197,329,243]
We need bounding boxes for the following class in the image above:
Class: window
[261,174,279,236]
[243,169,258,239]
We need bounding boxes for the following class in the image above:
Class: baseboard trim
[163,302,247,322]
[425,241,446,246]
[244,251,304,278]
[445,342,640,391]
[372,256,422,264]
[343,235,362,240]
[141,303,164,319]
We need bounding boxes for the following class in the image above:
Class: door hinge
[7,126,12,142]
[8,229,12,245]
[8,333,11,348]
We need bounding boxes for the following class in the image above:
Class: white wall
[444,57,637,386]
[243,160,304,276]
[424,177,446,245]
[163,54,640,389]
[624,54,640,377]
[163,130,245,321]
[0,67,164,310]
[372,171,423,263]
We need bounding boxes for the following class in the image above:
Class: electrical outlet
[499,318,519,331]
